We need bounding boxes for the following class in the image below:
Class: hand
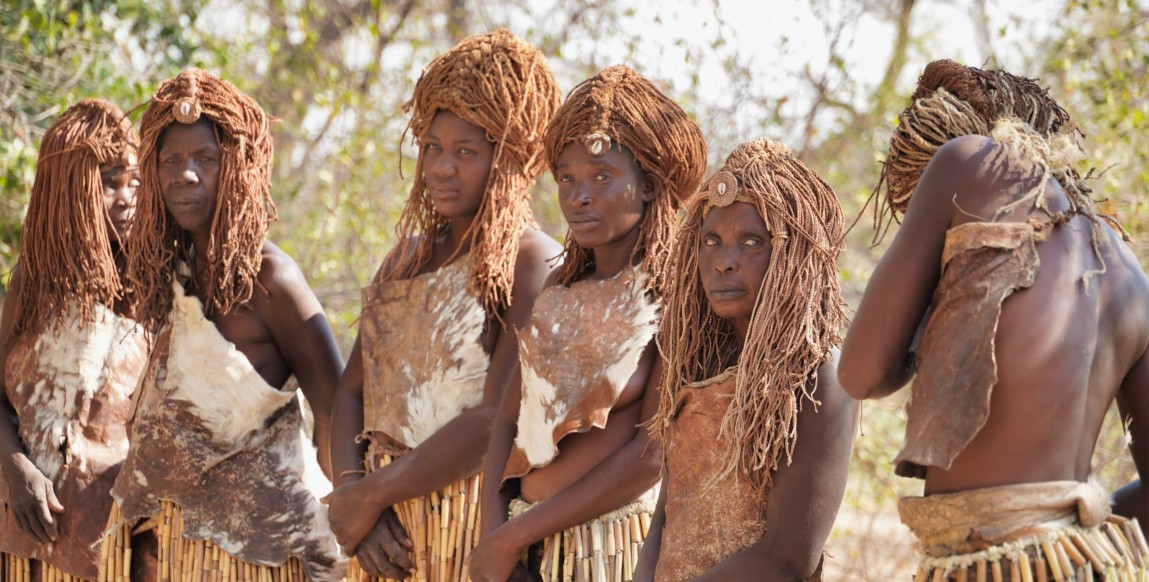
[325,477,384,551]
[1,454,63,543]
[353,509,415,579]
[469,525,527,582]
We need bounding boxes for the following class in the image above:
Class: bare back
[840,133,1149,494]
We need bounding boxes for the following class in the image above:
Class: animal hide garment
[359,256,489,449]
[506,268,657,478]
[655,368,771,582]
[0,302,146,579]
[896,220,1045,478]
[110,279,345,581]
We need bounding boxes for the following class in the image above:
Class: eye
[594,172,610,182]
[129,178,141,188]
[423,142,441,151]
[556,174,573,184]
[743,237,764,247]
[701,236,719,247]
[459,147,475,155]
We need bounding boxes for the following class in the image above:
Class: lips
[708,284,747,300]
[427,185,460,201]
[566,214,600,232]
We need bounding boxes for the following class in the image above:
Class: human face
[157,121,220,236]
[555,142,651,252]
[698,202,772,342]
[421,110,494,220]
[100,156,139,241]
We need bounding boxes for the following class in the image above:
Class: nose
[713,246,738,274]
[564,182,592,209]
[426,153,457,179]
[172,159,201,185]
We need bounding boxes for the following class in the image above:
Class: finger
[36,500,59,542]
[360,543,408,580]
[20,506,51,544]
[381,529,416,573]
[387,512,414,549]
[44,486,64,513]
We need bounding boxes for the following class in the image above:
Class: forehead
[555,140,638,170]
[427,109,488,141]
[158,121,219,152]
[701,201,767,232]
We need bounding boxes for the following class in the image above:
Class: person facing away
[636,138,857,582]
[470,64,708,582]
[106,68,346,581]
[0,98,150,581]
[325,28,562,580]
[839,59,1149,580]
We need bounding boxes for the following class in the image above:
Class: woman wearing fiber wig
[472,65,707,582]
[635,139,857,581]
[0,100,150,580]
[326,29,562,580]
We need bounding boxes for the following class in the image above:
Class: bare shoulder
[814,349,854,413]
[377,234,421,278]
[515,227,562,271]
[256,241,309,295]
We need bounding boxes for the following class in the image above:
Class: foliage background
[2,0,1145,577]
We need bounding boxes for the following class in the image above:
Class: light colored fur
[515,272,659,468]
[165,280,295,450]
[22,302,140,480]
[401,283,489,447]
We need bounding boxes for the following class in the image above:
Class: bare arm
[1112,347,1149,529]
[470,349,664,582]
[329,337,367,486]
[632,475,668,582]
[479,362,524,538]
[839,137,1004,400]
[256,244,344,478]
[327,230,559,562]
[0,264,65,543]
[695,356,857,581]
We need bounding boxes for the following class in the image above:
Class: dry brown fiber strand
[654,138,846,492]
[544,64,707,301]
[379,28,561,325]
[13,98,137,343]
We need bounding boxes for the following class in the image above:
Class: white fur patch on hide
[359,257,489,449]
[12,302,142,481]
[513,269,658,470]
[165,280,294,449]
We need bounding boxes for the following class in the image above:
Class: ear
[642,174,662,203]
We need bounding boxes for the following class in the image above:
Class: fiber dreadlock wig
[127,68,276,333]
[654,138,847,490]
[12,99,139,341]
[543,65,708,300]
[381,29,561,321]
[873,59,1087,233]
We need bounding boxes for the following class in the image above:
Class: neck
[190,229,212,291]
[444,214,477,257]
[586,223,642,280]
[731,318,751,352]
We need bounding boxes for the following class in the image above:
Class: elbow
[836,352,894,401]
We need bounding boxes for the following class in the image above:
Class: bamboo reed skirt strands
[347,451,483,582]
[912,517,1149,582]
[99,500,308,582]
[2,553,89,582]
[508,495,654,582]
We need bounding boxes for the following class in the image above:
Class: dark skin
[471,142,664,582]
[327,109,560,578]
[156,121,341,478]
[838,135,1149,522]
[634,202,857,581]
[0,158,138,544]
